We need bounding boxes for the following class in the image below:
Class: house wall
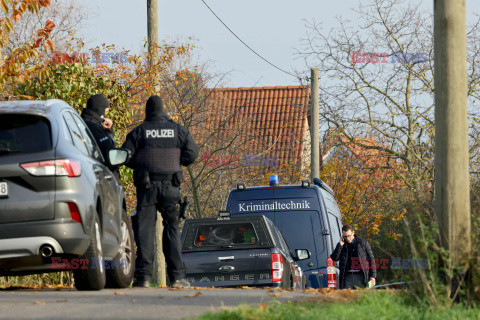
[301,120,312,174]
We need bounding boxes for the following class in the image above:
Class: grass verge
[194,290,480,320]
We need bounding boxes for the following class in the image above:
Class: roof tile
[208,86,311,167]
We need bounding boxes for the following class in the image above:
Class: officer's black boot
[132,277,151,288]
[171,278,190,289]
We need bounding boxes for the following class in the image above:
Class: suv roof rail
[312,178,334,195]
[45,99,70,107]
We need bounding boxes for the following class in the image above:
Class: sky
[77,0,478,88]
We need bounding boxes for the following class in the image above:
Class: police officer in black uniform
[81,94,117,171]
[122,95,198,288]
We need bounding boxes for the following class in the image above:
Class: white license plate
[0,182,8,197]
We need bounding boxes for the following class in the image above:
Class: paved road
[0,287,321,319]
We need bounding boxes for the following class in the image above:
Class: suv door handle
[105,175,113,181]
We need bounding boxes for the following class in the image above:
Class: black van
[225,176,343,288]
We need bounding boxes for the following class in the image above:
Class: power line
[200,0,300,80]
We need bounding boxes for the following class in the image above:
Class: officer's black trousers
[132,180,186,283]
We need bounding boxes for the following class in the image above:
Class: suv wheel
[105,209,135,288]
[73,215,106,290]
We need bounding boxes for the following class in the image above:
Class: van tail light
[271,253,284,282]
[21,159,81,177]
[327,257,337,289]
[68,202,82,223]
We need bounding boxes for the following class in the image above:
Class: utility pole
[147,0,159,67]
[147,0,167,287]
[310,68,320,181]
[434,0,471,276]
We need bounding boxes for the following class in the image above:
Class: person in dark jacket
[122,95,198,288]
[330,225,376,289]
[81,94,117,169]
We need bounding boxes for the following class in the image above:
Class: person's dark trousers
[132,189,156,282]
[162,214,185,283]
[133,180,186,283]
[344,271,366,289]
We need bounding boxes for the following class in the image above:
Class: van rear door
[274,211,322,272]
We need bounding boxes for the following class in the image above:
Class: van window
[328,213,341,246]
[0,115,51,154]
[336,218,342,234]
[194,223,258,247]
[320,188,342,219]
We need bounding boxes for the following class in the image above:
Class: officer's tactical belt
[150,173,174,181]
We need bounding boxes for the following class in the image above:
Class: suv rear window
[0,115,52,154]
[194,223,258,247]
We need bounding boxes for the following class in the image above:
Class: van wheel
[105,209,135,288]
[73,215,106,290]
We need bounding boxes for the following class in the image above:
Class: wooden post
[434,0,471,271]
[147,0,166,287]
[147,0,159,67]
[310,68,320,181]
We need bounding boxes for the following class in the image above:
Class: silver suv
[0,99,135,290]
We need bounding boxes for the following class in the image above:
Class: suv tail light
[21,159,81,177]
[271,253,284,282]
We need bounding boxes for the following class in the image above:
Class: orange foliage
[321,139,406,241]
[0,0,54,84]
